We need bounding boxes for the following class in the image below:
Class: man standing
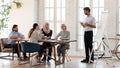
[81,7,96,63]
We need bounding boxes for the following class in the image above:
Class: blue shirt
[8,31,23,44]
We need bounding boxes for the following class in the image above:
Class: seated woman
[41,22,53,62]
[55,24,70,64]
[28,23,44,62]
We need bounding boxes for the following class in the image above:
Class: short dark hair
[83,7,90,12]
[12,24,18,31]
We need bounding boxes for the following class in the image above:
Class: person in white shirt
[28,23,44,62]
[80,7,96,63]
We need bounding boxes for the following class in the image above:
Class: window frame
[44,0,66,37]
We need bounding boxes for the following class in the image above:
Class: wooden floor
[0,56,120,68]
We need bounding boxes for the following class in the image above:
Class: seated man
[8,24,27,59]
[55,24,70,64]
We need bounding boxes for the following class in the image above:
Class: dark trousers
[84,31,94,61]
[57,44,69,56]
[6,44,27,58]
[43,48,52,60]
[38,45,44,57]
[42,42,52,60]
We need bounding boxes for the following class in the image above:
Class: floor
[0,55,120,68]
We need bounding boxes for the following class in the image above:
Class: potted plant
[0,0,22,30]
[0,6,11,30]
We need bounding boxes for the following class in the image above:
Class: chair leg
[8,53,10,56]
[29,53,31,63]
[65,50,71,62]
[67,53,71,61]
[29,53,30,57]
[12,52,14,60]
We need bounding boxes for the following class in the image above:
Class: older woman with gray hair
[55,24,70,64]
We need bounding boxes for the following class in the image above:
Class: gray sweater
[30,30,44,43]
[56,30,70,40]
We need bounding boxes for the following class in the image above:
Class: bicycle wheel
[115,44,120,60]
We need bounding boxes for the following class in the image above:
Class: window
[0,0,10,38]
[44,0,66,37]
[56,0,65,34]
[44,0,54,36]
[78,0,104,50]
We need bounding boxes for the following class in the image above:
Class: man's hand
[60,37,63,40]
[84,23,90,26]
[17,36,24,40]
[81,23,85,27]
[84,23,96,28]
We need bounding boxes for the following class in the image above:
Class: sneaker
[47,57,51,62]
[81,59,88,63]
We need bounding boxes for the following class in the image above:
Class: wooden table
[12,39,77,65]
[38,39,77,65]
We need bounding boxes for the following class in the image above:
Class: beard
[14,30,18,32]
[85,13,88,15]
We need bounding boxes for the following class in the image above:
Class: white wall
[105,0,118,38]
[39,0,44,26]
[9,0,35,38]
[104,0,118,50]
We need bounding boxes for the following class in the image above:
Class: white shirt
[30,30,44,45]
[84,15,96,31]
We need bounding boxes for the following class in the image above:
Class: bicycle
[95,35,120,60]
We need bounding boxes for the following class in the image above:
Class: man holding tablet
[80,7,96,63]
